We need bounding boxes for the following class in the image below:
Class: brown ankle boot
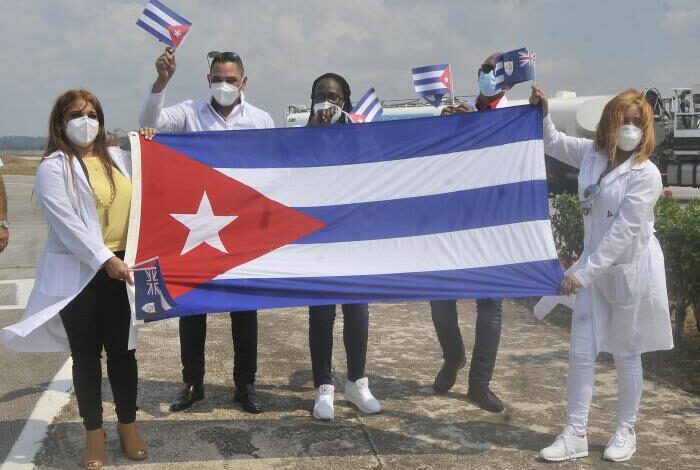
[82,428,105,470]
[117,422,148,461]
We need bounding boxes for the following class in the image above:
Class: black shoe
[433,357,467,394]
[169,383,204,412]
[466,384,504,413]
[234,384,262,414]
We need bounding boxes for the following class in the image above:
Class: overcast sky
[0,0,698,136]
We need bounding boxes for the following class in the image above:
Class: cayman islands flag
[126,105,563,321]
[136,0,192,50]
[412,64,453,107]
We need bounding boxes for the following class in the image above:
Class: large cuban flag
[125,105,563,321]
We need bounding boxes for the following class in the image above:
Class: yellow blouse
[82,156,131,251]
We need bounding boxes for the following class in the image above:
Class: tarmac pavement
[16,300,700,470]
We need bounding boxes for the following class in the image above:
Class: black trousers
[430,298,502,387]
[179,310,257,387]
[308,303,369,388]
[59,252,137,431]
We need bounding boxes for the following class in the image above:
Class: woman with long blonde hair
[2,89,148,469]
[530,87,673,462]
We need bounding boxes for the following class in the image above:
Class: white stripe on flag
[138,13,170,38]
[414,83,448,93]
[145,2,181,26]
[365,104,381,121]
[495,62,503,72]
[355,97,376,115]
[214,140,544,207]
[215,220,557,279]
[412,70,445,80]
[495,75,504,84]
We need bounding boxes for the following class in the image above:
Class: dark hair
[208,51,245,75]
[309,73,352,124]
[43,89,115,191]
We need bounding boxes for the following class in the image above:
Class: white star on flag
[173,29,181,37]
[171,191,238,255]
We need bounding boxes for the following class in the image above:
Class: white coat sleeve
[543,114,593,170]
[138,91,187,132]
[573,167,662,287]
[35,161,114,271]
[263,112,275,129]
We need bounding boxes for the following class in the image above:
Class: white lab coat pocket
[596,262,639,305]
[39,253,81,297]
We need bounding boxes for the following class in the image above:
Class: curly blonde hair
[594,89,655,165]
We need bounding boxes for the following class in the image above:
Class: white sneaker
[344,377,381,414]
[312,384,335,420]
[539,425,589,462]
[603,427,636,462]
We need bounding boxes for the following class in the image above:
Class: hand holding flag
[137,0,192,51]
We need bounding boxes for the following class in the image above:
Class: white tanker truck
[286,86,700,192]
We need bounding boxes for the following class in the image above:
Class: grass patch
[1,154,40,176]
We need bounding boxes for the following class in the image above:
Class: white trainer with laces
[539,425,589,462]
[603,427,636,462]
[313,384,335,420]
[344,377,381,414]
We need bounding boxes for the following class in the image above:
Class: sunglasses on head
[207,51,240,67]
[480,63,495,74]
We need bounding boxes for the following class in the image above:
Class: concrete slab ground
[19,300,700,469]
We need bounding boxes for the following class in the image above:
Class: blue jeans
[430,298,502,386]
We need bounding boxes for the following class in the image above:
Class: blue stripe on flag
[412,64,449,74]
[294,180,550,244]
[136,19,172,45]
[150,0,192,25]
[413,77,446,86]
[142,8,172,30]
[164,259,563,315]
[154,105,543,169]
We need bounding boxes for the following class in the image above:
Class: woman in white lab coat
[1,90,148,469]
[530,86,673,463]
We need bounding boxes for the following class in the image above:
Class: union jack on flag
[518,48,536,67]
[145,268,161,296]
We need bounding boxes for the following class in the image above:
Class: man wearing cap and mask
[139,48,273,414]
[429,51,514,414]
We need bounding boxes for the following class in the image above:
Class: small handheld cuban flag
[495,47,536,91]
[349,87,383,123]
[412,64,453,107]
[136,0,192,51]
[131,257,177,322]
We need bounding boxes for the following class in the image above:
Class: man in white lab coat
[139,48,274,414]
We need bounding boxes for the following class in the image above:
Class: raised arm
[138,48,186,132]
[530,85,593,169]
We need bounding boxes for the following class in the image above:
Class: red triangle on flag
[440,65,453,93]
[168,25,191,50]
[348,113,366,123]
[135,139,326,298]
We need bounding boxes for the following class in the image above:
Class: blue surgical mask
[478,71,500,97]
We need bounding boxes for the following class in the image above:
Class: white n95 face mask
[65,116,100,147]
[617,124,643,152]
[211,81,240,106]
[312,101,344,124]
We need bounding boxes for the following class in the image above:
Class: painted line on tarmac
[0,280,34,312]
[0,358,73,470]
